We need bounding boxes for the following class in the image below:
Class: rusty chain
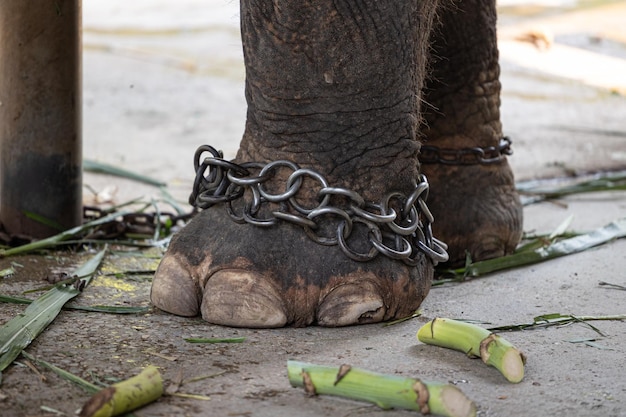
[419,137,512,165]
[189,145,449,266]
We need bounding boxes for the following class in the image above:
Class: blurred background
[81,0,626,206]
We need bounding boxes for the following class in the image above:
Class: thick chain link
[189,145,449,266]
[419,137,512,165]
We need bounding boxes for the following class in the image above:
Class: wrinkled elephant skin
[151,0,523,327]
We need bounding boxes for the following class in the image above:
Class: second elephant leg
[421,0,523,266]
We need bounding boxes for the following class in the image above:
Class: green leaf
[159,186,187,216]
[74,305,150,314]
[535,313,569,322]
[0,249,106,373]
[84,159,166,187]
[517,171,626,205]
[23,211,66,232]
[582,341,612,350]
[549,214,574,239]
[438,217,626,280]
[0,293,149,314]
[21,351,101,394]
[565,337,613,350]
[487,314,626,334]
[382,309,422,327]
[0,294,31,305]
[0,210,131,257]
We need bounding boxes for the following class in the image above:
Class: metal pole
[0,0,82,239]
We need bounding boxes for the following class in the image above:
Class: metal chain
[419,137,512,165]
[82,206,194,240]
[189,145,449,266]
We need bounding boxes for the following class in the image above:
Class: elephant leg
[151,0,442,327]
[420,0,523,266]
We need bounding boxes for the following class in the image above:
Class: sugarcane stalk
[79,365,163,417]
[417,318,526,383]
[287,361,476,417]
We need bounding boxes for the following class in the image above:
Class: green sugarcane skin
[287,361,477,417]
[417,318,491,357]
[80,365,163,417]
[417,318,525,383]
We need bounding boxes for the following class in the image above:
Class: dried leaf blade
[437,217,626,280]
[0,248,106,373]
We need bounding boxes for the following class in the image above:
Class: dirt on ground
[2,1,626,417]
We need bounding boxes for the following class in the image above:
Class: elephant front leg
[151,0,442,327]
[420,0,523,266]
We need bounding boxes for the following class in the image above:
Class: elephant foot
[420,142,523,267]
[150,149,440,328]
[151,207,433,327]
[201,271,288,328]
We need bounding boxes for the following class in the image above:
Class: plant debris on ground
[0,164,625,415]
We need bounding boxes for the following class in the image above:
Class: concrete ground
[1,1,626,416]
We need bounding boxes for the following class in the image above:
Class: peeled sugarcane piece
[417,318,526,383]
[287,360,476,417]
[79,365,163,417]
